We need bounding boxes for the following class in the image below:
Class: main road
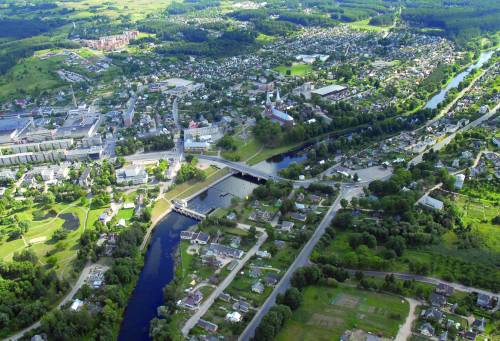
[409,102,499,167]
[238,184,363,341]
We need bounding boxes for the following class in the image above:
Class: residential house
[249,267,262,278]
[430,293,447,307]
[207,243,244,259]
[472,317,486,333]
[290,212,307,222]
[476,293,493,309]
[464,331,477,340]
[256,250,271,259]
[179,290,203,310]
[201,255,223,268]
[419,323,435,337]
[218,292,231,303]
[436,283,454,297]
[230,236,241,249]
[225,311,242,323]
[281,221,294,232]
[232,300,250,313]
[421,307,443,321]
[264,273,279,286]
[70,299,84,311]
[251,281,265,294]
[197,319,218,333]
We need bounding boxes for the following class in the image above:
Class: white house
[70,299,84,311]
[225,311,242,323]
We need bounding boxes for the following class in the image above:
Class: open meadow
[276,284,409,341]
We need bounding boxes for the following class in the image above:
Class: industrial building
[0,117,33,143]
[116,165,148,185]
[311,84,347,97]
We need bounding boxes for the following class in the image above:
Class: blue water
[188,175,260,214]
[425,50,496,109]
[253,151,307,176]
[118,175,261,340]
[118,212,197,341]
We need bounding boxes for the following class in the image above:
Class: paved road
[350,270,500,299]
[3,263,101,341]
[238,185,363,341]
[409,102,499,167]
[181,229,268,336]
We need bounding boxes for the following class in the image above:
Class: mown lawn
[164,166,230,201]
[116,208,134,221]
[276,284,409,341]
[0,202,93,279]
[274,63,313,76]
[151,198,171,223]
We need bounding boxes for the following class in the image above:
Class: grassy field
[0,202,107,279]
[0,55,66,99]
[453,195,500,252]
[276,284,409,341]
[223,135,303,165]
[164,166,230,201]
[116,208,134,221]
[347,19,390,32]
[58,0,174,20]
[151,198,171,223]
[274,63,312,77]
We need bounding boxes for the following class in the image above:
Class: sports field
[274,63,313,76]
[276,285,409,341]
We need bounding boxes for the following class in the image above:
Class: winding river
[424,50,496,109]
[118,49,497,341]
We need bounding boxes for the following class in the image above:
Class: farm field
[57,0,173,20]
[276,284,409,341]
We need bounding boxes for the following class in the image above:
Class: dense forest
[402,0,500,44]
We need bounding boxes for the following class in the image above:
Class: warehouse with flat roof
[312,84,347,97]
[0,117,33,143]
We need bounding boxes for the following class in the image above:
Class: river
[424,50,496,109]
[118,174,263,341]
[253,150,307,176]
[118,212,197,341]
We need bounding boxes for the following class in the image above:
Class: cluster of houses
[417,283,497,340]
